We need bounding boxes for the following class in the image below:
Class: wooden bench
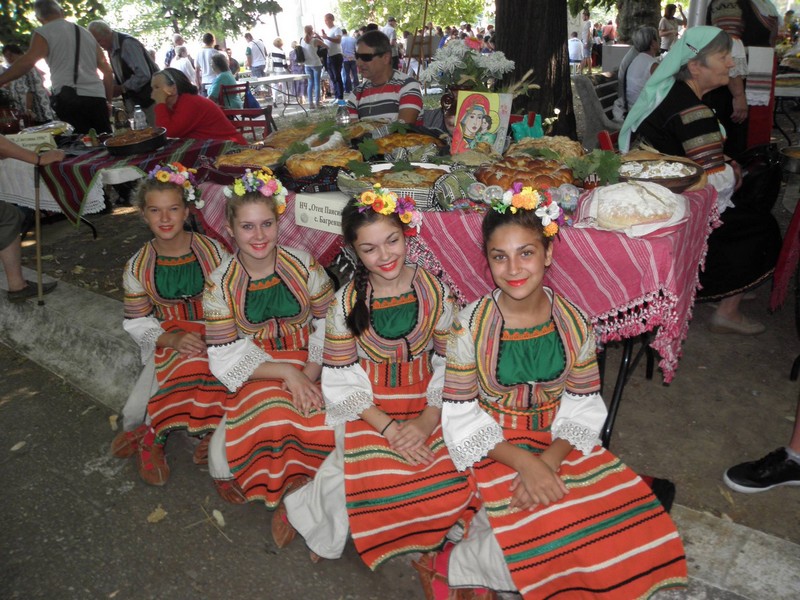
[571,73,621,150]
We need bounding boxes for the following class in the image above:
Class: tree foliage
[336,0,486,32]
[0,0,106,46]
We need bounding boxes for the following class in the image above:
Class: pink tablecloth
[198,183,719,383]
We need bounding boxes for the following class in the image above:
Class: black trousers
[54,95,111,134]
[326,53,344,99]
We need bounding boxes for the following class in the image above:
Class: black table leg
[80,216,97,239]
[601,337,635,449]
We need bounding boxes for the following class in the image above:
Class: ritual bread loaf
[374,132,444,154]
[302,130,346,152]
[215,148,283,169]
[285,147,363,178]
[366,166,447,188]
[263,124,317,149]
[593,181,678,229]
[505,135,584,158]
[474,155,574,189]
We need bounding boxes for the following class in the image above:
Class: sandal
[411,544,497,600]
[309,550,322,563]
[136,428,169,486]
[193,435,211,465]
[213,478,247,504]
[271,501,297,548]
[110,423,148,458]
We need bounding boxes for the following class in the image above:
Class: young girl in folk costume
[439,186,688,598]
[203,170,336,505]
[111,163,230,487]
[275,187,479,580]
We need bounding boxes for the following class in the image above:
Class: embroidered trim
[308,343,323,365]
[426,387,443,408]
[220,345,271,391]
[326,390,373,425]
[552,420,599,455]
[450,423,504,471]
[140,327,162,363]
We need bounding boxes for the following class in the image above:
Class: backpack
[294,43,306,64]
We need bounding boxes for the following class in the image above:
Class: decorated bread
[365,166,447,188]
[505,135,584,159]
[263,124,317,149]
[106,127,160,147]
[474,155,574,189]
[374,132,445,154]
[302,130,346,152]
[285,147,363,178]
[344,121,380,139]
[593,181,678,229]
[215,148,283,169]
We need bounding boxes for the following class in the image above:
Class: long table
[0,139,238,224]
[238,73,310,116]
[197,184,719,385]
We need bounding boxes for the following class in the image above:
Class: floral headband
[147,162,203,208]
[487,182,564,237]
[223,168,288,215]
[356,185,423,236]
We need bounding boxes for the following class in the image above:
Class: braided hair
[341,198,405,336]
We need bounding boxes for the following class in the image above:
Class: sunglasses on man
[355,51,385,62]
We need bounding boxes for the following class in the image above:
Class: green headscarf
[618,26,724,152]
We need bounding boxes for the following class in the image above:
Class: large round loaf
[474,155,574,189]
[593,181,678,229]
[285,147,363,178]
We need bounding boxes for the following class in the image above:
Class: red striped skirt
[148,320,228,444]
[471,424,687,599]
[344,355,478,570]
[224,348,335,508]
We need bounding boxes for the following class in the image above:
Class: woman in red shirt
[151,68,247,145]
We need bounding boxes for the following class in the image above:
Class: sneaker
[723,448,800,493]
[7,280,57,303]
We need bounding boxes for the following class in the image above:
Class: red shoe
[193,435,210,465]
[411,543,496,600]
[213,478,247,504]
[110,424,147,458]
[271,502,297,548]
[136,428,169,486]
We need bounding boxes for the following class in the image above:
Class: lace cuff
[449,423,504,471]
[308,343,323,365]
[219,345,272,391]
[326,390,373,426]
[139,327,162,364]
[552,420,600,455]
[426,387,443,408]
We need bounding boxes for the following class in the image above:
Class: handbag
[243,85,260,109]
[52,24,80,111]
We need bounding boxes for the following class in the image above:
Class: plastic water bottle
[335,100,351,126]
[132,105,147,130]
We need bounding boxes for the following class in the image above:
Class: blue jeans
[342,60,359,93]
[326,53,344,99]
[251,65,266,78]
[305,65,322,105]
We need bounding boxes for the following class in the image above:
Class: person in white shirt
[321,13,344,100]
[172,46,198,87]
[195,32,217,92]
[382,17,400,70]
[580,10,593,74]
[568,31,583,64]
[244,32,268,77]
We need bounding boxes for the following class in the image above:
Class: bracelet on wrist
[380,419,396,436]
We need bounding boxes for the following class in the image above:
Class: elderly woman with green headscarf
[620,26,781,336]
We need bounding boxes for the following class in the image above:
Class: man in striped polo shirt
[346,30,422,125]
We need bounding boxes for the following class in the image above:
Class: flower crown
[147,162,203,208]
[223,168,288,215]
[487,182,564,237]
[356,185,423,236]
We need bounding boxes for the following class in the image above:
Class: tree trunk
[495,0,575,138]
[616,0,661,44]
